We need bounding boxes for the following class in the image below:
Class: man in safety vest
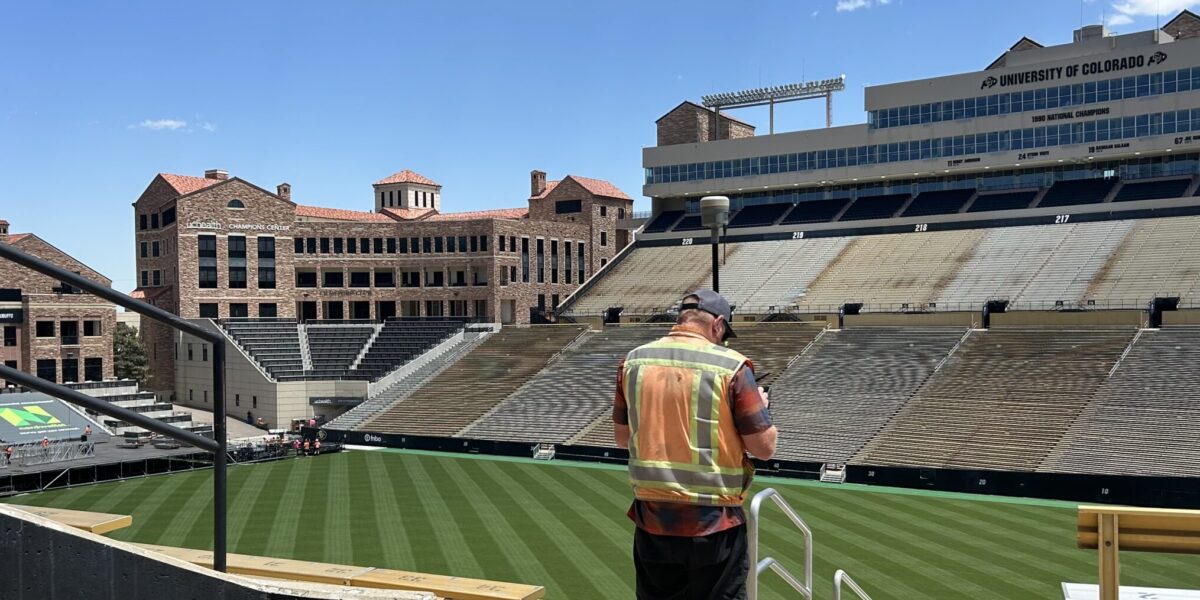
[614,288,777,600]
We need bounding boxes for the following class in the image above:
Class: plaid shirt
[613,326,774,537]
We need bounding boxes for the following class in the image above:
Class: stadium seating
[791,228,985,311]
[304,324,375,378]
[362,325,587,437]
[221,319,306,380]
[1037,178,1119,208]
[1111,177,1192,202]
[463,326,668,443]
[673,215,706,231]
[769,327,967,463]
[854,327,1134,471]
[899,188,975,217]
[967,190,1038,212]
[779,198,851,224]
[353,319,466,380]
[643,210,684,233]
[1041,326,1200,477]
[728,203,792,228]
[566,244,709,315]
[1084,215,1200,302]
[838,193,911,221]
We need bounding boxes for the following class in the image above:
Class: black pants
[633,525,748,600]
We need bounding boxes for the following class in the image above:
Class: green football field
[5,450,1200,599]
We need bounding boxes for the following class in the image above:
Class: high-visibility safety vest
[623,328,755,507]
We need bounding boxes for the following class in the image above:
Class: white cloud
[1107,0,1199,26]
[811,9,820,16]
[198,122,216,132]
[836,0,890,12]
[133,118,187,131]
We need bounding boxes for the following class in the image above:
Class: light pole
[700,196,730,293]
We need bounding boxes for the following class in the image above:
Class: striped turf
[5,451,1200,599]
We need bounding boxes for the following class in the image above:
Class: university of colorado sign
[981,51,1167,89]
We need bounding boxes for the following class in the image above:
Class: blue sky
[0,0,1193,290]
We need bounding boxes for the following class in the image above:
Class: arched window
[227,199,246,209]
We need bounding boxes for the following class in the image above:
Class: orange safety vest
[623,327,755,507]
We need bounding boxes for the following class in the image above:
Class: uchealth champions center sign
[0,395,85,442]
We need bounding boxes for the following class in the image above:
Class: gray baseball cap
[680,288,737,339]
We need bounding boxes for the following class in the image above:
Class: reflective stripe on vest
[624,334,750,506]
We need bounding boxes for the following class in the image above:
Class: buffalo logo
[981,76,997,89]
[317,429,327,441]
[1149,51,1168,65]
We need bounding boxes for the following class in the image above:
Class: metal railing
[0,242,228,572]
[833,569,874,600]
[747,488,813,600]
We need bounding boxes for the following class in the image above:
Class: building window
[480,235,488,252]
[323,271,344,288]
[258,237,276,289]
[521,238,530,283]
[423,237,432,253]
[425,300,444,317]
[296,269,317,288]
[578,242,586,279]
[141,271,149,287]
[227,199,245,209]
[202,344,209,362]
[60,321,79,346]
[84,320,101,337]
[3,326,15,347]
[427,269,445,287]
[375,269,395,288]
[451,270,467,287]
[449,300,467,317]
[550,240,559,284]
[152,241,160,257]
[601,258,608,267]
[229,303,248,318]
[307,238,317,253]
[552,294,559,309]
[565,242,573,284]
[199,303,219,319]
[153,270,161,286]
[619,207,626,219]
[469,236,478,253]
[139,214,147,230]
[259,303,277,317]
[536,238,545,284]
[374,238,384,254]
[140,241,148,258]
[401,271,420,288]
[350,271,371,288]
[386,238,397,253]
[510,236,516,252]
[500,235,506,252]
[601,231,608,247]
[458,236,467,253]
[188,343,194,360]
[252,395,257,408]
[36,359,56,382]
[198,235,218,288]
[84,358,102,382]
[600,205,607,217]
[435,237,444,253]
[347,237,357,254]
[556,200,582,214]
[410,237,420,254]
[235,394,240,407]
[510,266,517,284]
[35,321,54,338]
[61,358,78,383]
[333,238,344,254]
[320,238,330,254]
[295,238,304,254]
[474,299,487,318]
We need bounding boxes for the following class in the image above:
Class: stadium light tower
[701,76,846,133]
[700,196,731,293]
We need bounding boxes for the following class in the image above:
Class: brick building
[133,168,633,393]
[0,219,116,386]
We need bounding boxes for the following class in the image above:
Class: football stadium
[5,10,1200,600]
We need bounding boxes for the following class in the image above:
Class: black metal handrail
[0,242,228,572]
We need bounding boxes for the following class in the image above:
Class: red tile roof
[295,205,394,222]
[529,175,631,200]
[160,173,223,195]
[425,207,529,221]
[0,219,9,225]
[131,287,169,300]
[374,170,440,187]
[379,208,435,220]
[4,233,30,243]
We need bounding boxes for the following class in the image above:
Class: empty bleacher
[1112,177,1192,202]
[643,210,684,233]
[353,320,466,380]
[362,325,588,437]
[728,203,792,228]
[1084,215,1200,301]
[779,198,851,224]
[1037,177,1119,208]
[305,325,375,379]
[769,327,966,463]
[463,326,668,443]
[673,215,706,231]
[854,327,1134,471]
[838,193,910,221]
[900,188,975,217]
[967,190,1038,212]
[792,228,984,310]
[221,319,306,381]
[1040,327,1200,477]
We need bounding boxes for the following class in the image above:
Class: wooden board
[12,506,132,534]
[138,543,544,600]
[1077,505,1200,554]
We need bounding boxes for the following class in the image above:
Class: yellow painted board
[352,568,545,600]
[13,506,132,534]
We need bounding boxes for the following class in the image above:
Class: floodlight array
[701,75,846,108]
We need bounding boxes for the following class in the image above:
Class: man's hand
[759,386,770,410]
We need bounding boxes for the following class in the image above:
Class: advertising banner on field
[0,394,88,442]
